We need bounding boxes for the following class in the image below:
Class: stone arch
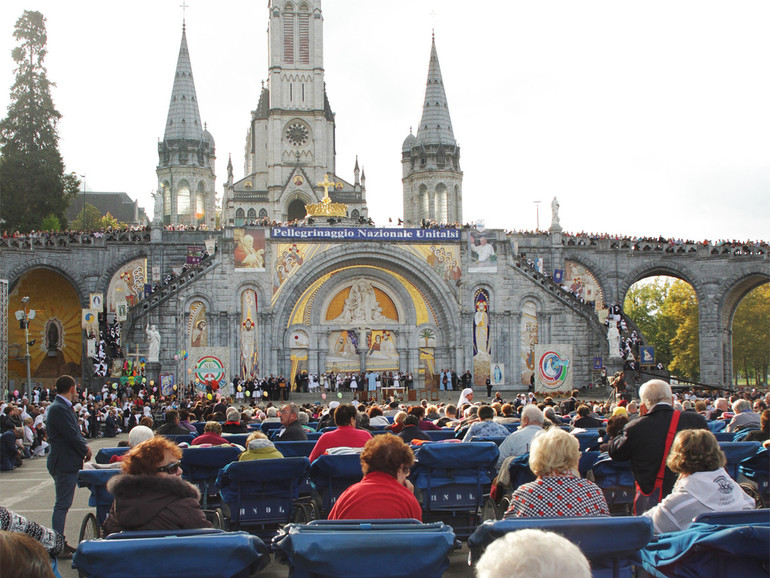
[561,253,611,308]
[270,244,462,369]
[259,208,268,218]
[435,183,448,223]
[287,198,307,221]
[618,262,704,307]
[7,259,89,306]
[247,208,257,221]
[235,208,245,226]
[176,179,191,217]
[96,249,150,297]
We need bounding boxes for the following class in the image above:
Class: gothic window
[247,208,257,221]
[285,122,309,147]
[288,198,307,221]
[235,208,245,227]
[177,180,191,216]
[436,184,448,223]
[196,183,205,223]
[259,208,268,218]
[351,209,360,219]
[419,184,428,217]
[162,182,171,216]
[283,3,295,64]
[298,4,310,64]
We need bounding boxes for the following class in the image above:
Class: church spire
[164,25,203,141]
[416,36,455,147]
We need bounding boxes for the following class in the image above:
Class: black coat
[273,420,308,441]
[608,404,707,496]
[46,396,89,475]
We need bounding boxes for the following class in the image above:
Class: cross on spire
[180,1,189,27]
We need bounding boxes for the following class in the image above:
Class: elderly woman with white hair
[503,427,609,518]
[725,399,761,433]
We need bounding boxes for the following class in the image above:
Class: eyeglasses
[156,461,181,474]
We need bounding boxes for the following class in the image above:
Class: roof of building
[163,25,204,142]
[66,192,147,225]
[415,37,456,147]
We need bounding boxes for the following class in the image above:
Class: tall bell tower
[402,35,463,226]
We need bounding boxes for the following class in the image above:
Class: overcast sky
[1,1,768,241]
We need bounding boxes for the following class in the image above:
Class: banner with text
[270,227,461,242]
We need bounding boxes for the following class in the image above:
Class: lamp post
[80,174,86,230]
[533,200,541,231]
[14,296,36,400]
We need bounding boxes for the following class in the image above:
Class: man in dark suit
[47,375,91,550]
[608,379,707,510]
[274,403,308,441]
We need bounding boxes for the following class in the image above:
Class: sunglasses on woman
[156,461,181,474]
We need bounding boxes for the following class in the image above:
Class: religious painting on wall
[239,290,259,378]
[325,330,360,373]
[473,289,491,386]
[271,243,330,303]
[107,258,147,313]
[234,228,266,270]
[404,245,462,283]
[188,301,208,348]
[563,260,604,310]
[365,330,399,371]
[520,300,538,386]
[534,344,573,395]
[469,229,498,273]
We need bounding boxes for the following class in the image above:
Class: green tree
[69,203,101,231]
[0,11,73,232]
[40,213,60,231]
[732,283,770,386]
[624,277,700,380]
[100,212,125,229]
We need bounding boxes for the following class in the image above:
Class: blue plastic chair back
[273,520,456,578]
[707,419,727,433]
[191,422,206,435]
[504,423,520,433]
[162,434,195,445]
[468,436,507,446]
[73,529,269,578]
[273,441,316,458]
[713,431,735,442]
[95,447,129,464]
[506,453,537,491]
[180,446,241,507]
[78,469,121,525]
[718,441,761,480]
[260,422,283,434]
[217,457,310,531]
[425,429,456,441]
[306,431,323,440]
[694,509,770,526]
[573,431,601,452]
[739,447,769,500]
[222,434,249,446]
[578,450,602,477]
[591,456,635,509]
[308,453,364,515]
[640,521,770,578]
[469,516,654,578]
[307,421,319,430]
[731,428,758,442]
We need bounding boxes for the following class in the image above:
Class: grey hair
[639,379,673,408]
[732,399,752,413]
[521,405,544,425]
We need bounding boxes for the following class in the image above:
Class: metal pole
[23,303,31,400]
[80,174,86,230]
[534,201,541,230]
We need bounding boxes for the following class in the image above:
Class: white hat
[128,425,154,447]
[329,401,340,409]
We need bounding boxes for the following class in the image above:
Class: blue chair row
[73,529,269,577]
[94,447,129,464]
[718,441,761,480]
[640,512,770,577]
[469,516,654,578]
[77,469,121,527]
[273,519,456,578]
[180,445,242,508]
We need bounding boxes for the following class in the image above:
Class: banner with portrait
[534,344,573,395]
[234,228,266,271]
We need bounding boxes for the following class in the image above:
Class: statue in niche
[607,319,621,358]
[474,300,491,359]
[152,190,163,223]
[334,279,384,324]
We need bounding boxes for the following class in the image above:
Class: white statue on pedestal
[151,190,163,223]
[607,320,621,358]
[551,197,560,227]
[146,324,161,362]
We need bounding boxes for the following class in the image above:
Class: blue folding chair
[739,447,769,504]
[222,433,249,446]
[707,420,727,433]
[694,509,770,526]
[713,431,736,442]
[469,516,654,578]
[573,430,601,452]
[191,422,207,435]
[504,423,520,433]
[273,441,316,458]
[77,469,121,541]
[731,428,759,442]
[217,457,312,543]
[306,431,323,441]
[424,429,456,441]
[94,447,129,464]
[578,450,602,477]
[718,441,761,480]
[260,422,283,435]
[468,436,507,446]
[273,519,456,578]
[640,521,770,578]
[411,442,499,538]
[180,446,241,508]
[73,528,270,577]
[308,453,364,518]
[590,455,635,514]
[161,434,195,445]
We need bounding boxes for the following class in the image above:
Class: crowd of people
[1,375,767,577]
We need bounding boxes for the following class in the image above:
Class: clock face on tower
[285,122,309,147]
